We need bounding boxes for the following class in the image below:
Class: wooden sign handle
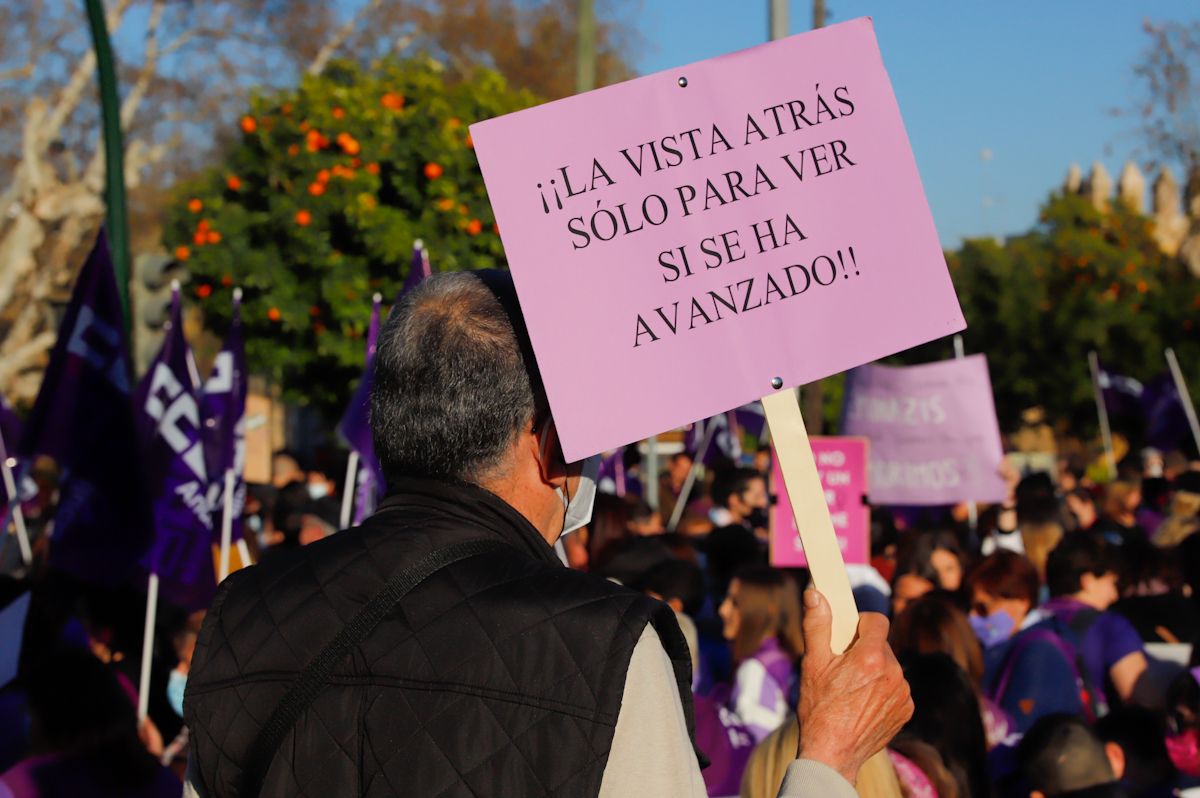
[762,388,858,655]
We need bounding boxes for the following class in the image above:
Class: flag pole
[0,431,32,566]
[953,335,978,532]
[218,468,234,581]
[339,451,359,529]
[1165,348,1200,456]
[668,422,718,532]
[137,572,159,722]
[1088,351,1117,479]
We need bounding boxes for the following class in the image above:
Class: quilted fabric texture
[186,477,697,797]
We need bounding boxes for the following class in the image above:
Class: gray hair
[370,272,538,484]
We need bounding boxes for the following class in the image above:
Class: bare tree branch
[307,0,384,76]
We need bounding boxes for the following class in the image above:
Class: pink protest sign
[841,354,1008,505]
[771,437,869,567]
[471,18,964,462]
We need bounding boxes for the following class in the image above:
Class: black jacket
[186,477,699,797]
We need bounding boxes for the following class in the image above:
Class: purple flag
[345,295,382,525]
[597,448,626,496]
[134,285,216,610]
[1142,372,1190,452]
[398,239,431,301]
[200,291,247,542]
[1098,368,1145,422]
[19,232,153,585]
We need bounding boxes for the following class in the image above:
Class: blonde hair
[1021,521,1063,583]
[739,720,903,798]
[1154,491,1200,548]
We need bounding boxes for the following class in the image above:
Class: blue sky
[631,1,1199,247]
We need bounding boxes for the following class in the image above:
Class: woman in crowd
[718,566,804,744]
[891,592,1013,750]
[899,652,992,798]
[1154,471,1200,548]
[895,530,967,595]
[0,650,180,797]
[967,551,1085,732]
[1096,479,1146,548]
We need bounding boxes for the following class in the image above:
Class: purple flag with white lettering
[19,232,153,585]
[134,285,216,610]
[200,292,247,543]
[1142,372,1190,452]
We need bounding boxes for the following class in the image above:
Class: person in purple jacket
[1043,533,1148,708]
[719,566,804,744]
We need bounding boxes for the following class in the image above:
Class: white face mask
[539,420,600,536]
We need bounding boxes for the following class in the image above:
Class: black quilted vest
[185,477,700,797]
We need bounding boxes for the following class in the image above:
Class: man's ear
[531,418,568,489]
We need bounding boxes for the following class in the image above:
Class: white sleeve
[776,759,858,798]
[598,626,708,798]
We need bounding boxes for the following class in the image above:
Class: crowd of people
[3,425,1200,797]
[3,297,1200,798]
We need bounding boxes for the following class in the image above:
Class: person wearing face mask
[183,272,912,798]
[967,551,1087,733]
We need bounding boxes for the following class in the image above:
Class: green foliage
[910,192,1200,439]
[164,59,538,410]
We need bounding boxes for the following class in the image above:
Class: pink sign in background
[771,437,870,568]
[471,18,965,462]
[841,354,1008,506]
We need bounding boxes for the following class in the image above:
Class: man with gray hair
[184,271,911,797]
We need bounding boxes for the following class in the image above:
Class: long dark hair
[25,649,162,790]
[900,652,992,798]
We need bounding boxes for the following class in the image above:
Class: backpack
[988,615,1107,723]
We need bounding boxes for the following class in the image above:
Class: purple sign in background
[841,354,1007,506]
[771,437,869,568]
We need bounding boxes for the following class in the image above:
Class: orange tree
[164,58,537,409]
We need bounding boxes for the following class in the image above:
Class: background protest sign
[841,354,1007,505]
[771,437,869,568]
[471,17,964,462]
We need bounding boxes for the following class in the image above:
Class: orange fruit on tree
[381,92,404,110]
[424,162,443,180]
[196,284,213,299]
[187,198,202,213]
[332,107,345,119]
[317,169,331,183]
[240,116,257,134]
[221,274,233,287]
[288,144,300,157]
[226,175,242,191]
[465,133,473,149]
[366,162,380,175]
[466,218,483,236]
[206,231,222,245]
[197,219,210,232]
[193,231,207,246]
[436,198,454,211]
[308,182,325,196]
[295,210,312,226]
[267,307,282,322]
[174,245,191,261]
